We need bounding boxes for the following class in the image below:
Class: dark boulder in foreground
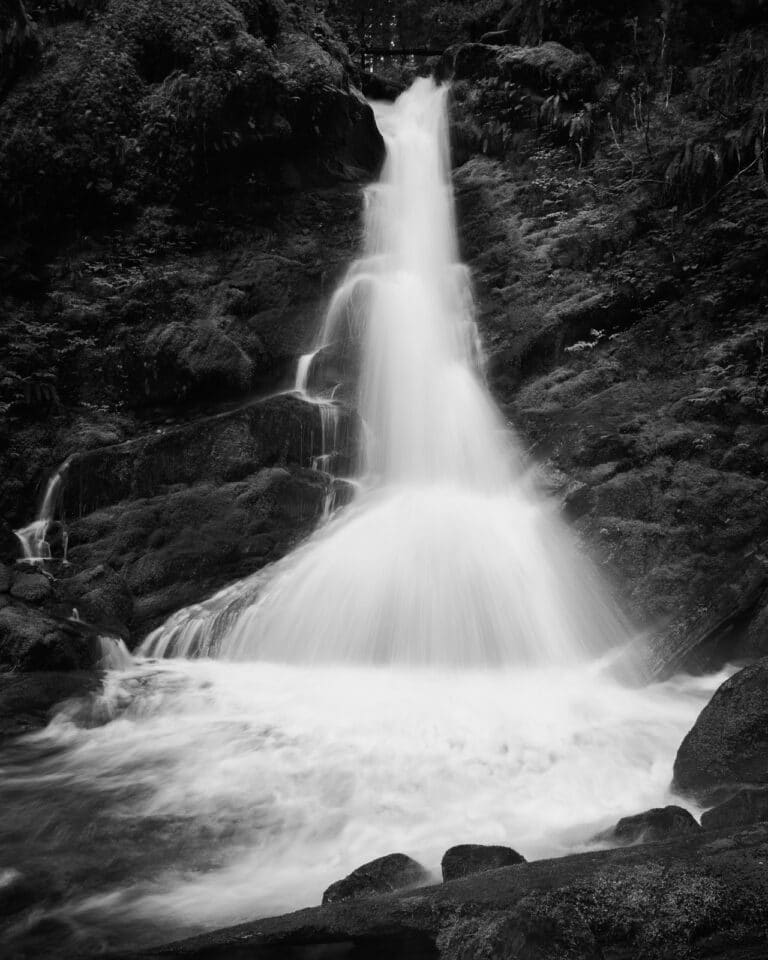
[441,844,525,882]
[702,788,768,831]
[123,824,768,960]
[598,805,702,845]
[674,660,768,804]
[322,853,429,905]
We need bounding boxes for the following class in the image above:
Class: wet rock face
[9,571,51,604]
[441,844,526,882]
[598,806,702,845]
[149,826,768,960]
[0,671,99,740]
[0,0,379,534]
[449,21,768,674]
[0,605,99,672]
[673,660,768,805]
[702,788,768,831]
[321,853,429,905]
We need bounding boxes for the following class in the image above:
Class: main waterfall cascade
[1,80,732,958]
[142,78,631,668]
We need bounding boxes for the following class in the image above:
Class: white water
[1,79,723,957]
[0,660,728,955]
[14,457,71,563]
[142,78,630,668]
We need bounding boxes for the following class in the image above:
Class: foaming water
[1,78,713,958]
[0,660,729,956]
[143,77,630,667]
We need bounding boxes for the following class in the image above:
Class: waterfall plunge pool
[0,658,728,957]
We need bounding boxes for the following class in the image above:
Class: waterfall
[142,78,631,668]
[14,457,71,564]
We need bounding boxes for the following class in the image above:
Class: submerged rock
[441,844,525,882]
[321,853,429,904]
[597,805,702,845]
[702,788,768,831]
[674,660,768,804]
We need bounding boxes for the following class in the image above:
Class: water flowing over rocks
[3,1,768,956]
[673,658,768,804]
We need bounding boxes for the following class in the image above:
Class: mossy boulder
[442,844,526,882]
[322,853,429,905]
[142,322,253,404]
[0,604,98,671]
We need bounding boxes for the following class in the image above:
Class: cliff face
[2,0,768,673]
[446,5,768,673]
[0,0,380,657]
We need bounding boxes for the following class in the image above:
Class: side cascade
[14,457,72,565]
[142,78,634,668]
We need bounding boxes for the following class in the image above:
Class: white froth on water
[142,77,630,668]
[8,659,726,949]
[2,79,723,957]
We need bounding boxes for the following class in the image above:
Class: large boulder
[10,571,51,604]
[141,323,253,406]
[321,853,429,905]
[65,466,332,634]
[597,806,702,846]
[441,844,525,882]
[673,660,768,804]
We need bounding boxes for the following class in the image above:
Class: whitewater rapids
[0,661,728,955]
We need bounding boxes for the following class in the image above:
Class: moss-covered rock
[322,853,429,905]
[0,603,97,670]
[0,0,382,246]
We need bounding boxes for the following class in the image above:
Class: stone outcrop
[322,853,429,905]
[674,660,768,804]
[119,824,768,960]
[702,788,768,831]
[0,0,379,667]
[597,805,702,845]
[441,844,525,881]
[448,21,768,674]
